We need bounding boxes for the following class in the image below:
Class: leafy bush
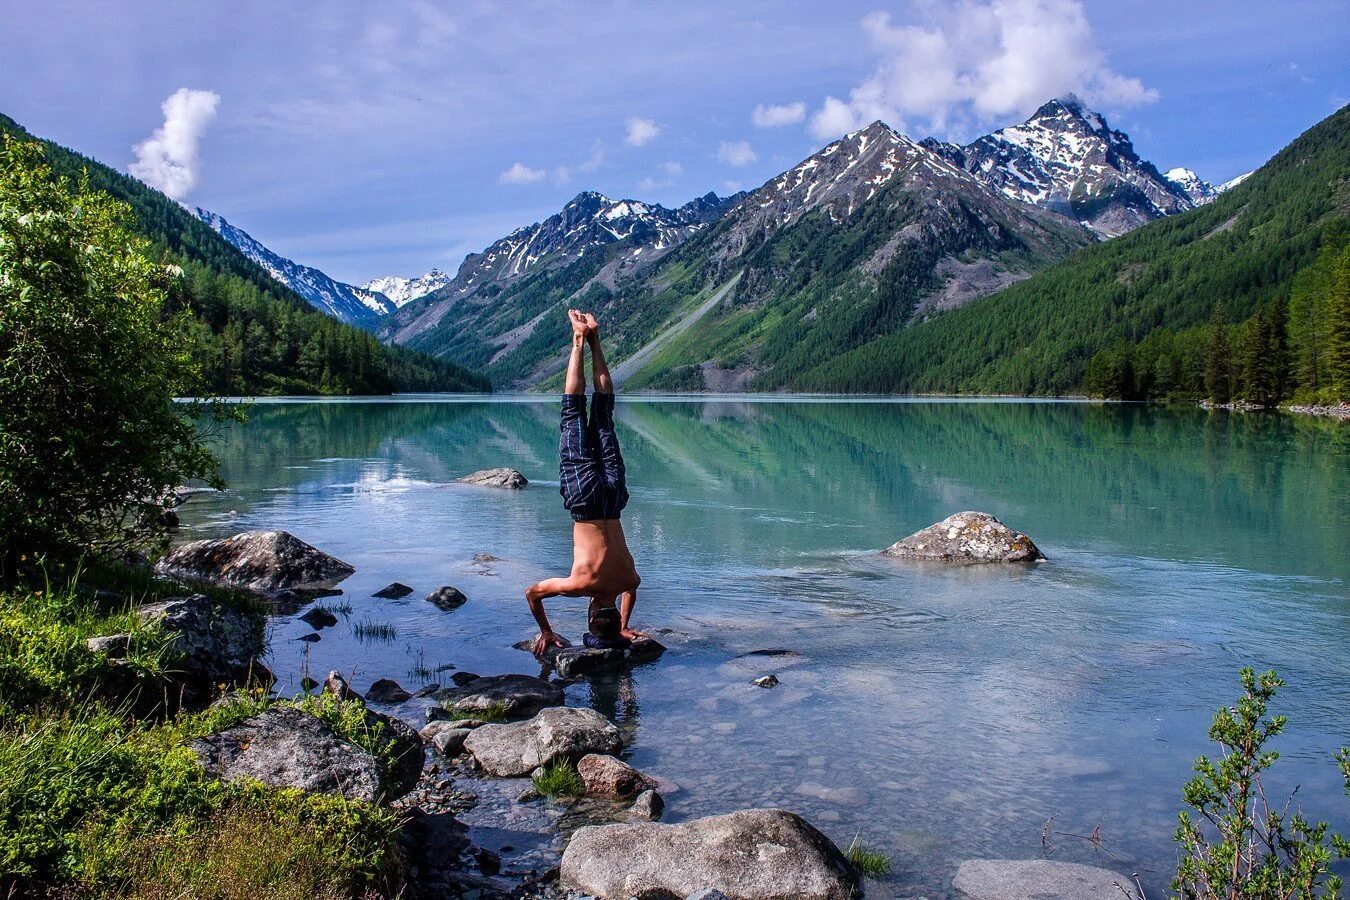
[0,138,222,568]
[1173,668,1349,899]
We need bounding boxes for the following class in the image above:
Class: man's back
[571,519,639,597]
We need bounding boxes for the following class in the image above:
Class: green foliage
[845,837,892,877]
[531,759,584,798]
[0,112,488,396]
[797,105,1350,398]
[0,138,224,567]
[1173,668,1348,899]
[1204,305,1232,403]
[445,701,509,723]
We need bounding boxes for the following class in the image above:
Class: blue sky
[2,1,1345,284]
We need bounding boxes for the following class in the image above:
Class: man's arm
[618,589,645,640]
[526,577,581,656]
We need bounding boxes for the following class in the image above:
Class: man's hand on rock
[620,627,646,641]
[533,630,566,657]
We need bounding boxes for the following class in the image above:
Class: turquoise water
[187,397,1349,896]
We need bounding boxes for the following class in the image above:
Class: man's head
[587,595,621,641]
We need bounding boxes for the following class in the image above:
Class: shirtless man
[526,309,643,657]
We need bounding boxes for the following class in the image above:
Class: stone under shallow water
[434,673,564,718]
[881,511,1044,563]
[456,467,528,489]
[952,859,1133,899]
[560,808,859,900]
[154,530,355,595]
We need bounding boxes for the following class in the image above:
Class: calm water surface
[188,397,1349,897]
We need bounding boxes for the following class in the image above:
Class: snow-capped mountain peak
[361,269,453,308]
[195,208,394,327]
[1164,167,1218,205]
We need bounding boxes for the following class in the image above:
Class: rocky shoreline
[110,513,1141,899]
[1200,399,1350,420]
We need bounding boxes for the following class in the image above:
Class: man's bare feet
[582,312,600,342]
[568,309,588,341]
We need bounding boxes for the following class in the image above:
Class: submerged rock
[953,859,1132,899]
[561,808,859,900]
[373,582,414,599]
[434,673,564,718]
[154,530,356,595]
[190,706,381,802]
[463,706,621,777]
[298,606,338,629]
[882,511,1044,563]
[426,586,468,610]
[577,753,659,799]
[456,467,528,489]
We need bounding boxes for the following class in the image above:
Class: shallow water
[187,396,1349,896]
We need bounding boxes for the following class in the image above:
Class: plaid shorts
[559,392,629,521]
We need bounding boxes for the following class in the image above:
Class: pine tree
[1328,246,1350,401]
[1204,305,1231,403]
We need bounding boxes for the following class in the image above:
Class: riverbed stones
[365,678,411,703]
[463,706,622,777]
[560,808,859,900]
[456,467,528,489]
[434,673,564,718]
[154,530,356,595]
[952,859,1132,899]
[373,582,414,599]
[190,705,381,802]
[420,722,473,757]
[426,586,468,610]
[577,753,659,799]
[882,511,1044,563]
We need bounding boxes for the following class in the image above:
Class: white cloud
[660,160,683,176]
[553,165,572,184]
[637,176,661,192]
[128,88,220,200]
[751,101,806,128]
[625,117,660,147]
[809,0,1157,141]
[722,180,744,194]
[579,142,605,172]
[499,162,546,184]
[717,140,758,167]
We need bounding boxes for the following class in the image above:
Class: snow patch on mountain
[195,208,394,327]
[362,269,452,307]
[1164,167,1218,205]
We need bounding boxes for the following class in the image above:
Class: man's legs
[583,315,628,512]
[559,312,595,516]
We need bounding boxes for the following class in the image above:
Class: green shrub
[532,759,584,798]
[0,138,223,570]
[1173,668,1349,898]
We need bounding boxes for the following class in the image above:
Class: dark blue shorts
[559,392,629,521]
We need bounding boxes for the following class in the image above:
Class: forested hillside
[0,113,488,395]
[797,104,1350,400]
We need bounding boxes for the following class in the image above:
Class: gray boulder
[85,633,132,658]
[190,706,381,802]
[456,468,528,489]
[561,808,859,900]
[420,722,474,757]
[882,511,1044,563]
[137,594,265,687]
[154,530,355,595]
[434,673,563,718]
[577,753,659,799]
[365,678,411,703]
[426,586,468,610]
[463,706,621,777]
[686,891,729,900]
[632,789,664,820]
[521,636,667,677]
[953,859,1133,899]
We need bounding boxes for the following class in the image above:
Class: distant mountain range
[362,270,453,308]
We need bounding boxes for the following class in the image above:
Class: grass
[531,759,584,798]
[846,837,892,877]
[352,619,397,642]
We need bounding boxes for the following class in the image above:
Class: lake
[186,396,1349,897]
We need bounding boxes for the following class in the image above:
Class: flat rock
[426,586,468,610]
[85,633,131,658]
[434,673,563,718]
[953,859,1132,899]
[561,808,859,900]
[154,530,355,595]
[373,582,414,599]
[456,467,528,489]
[420,721,473,757]
[882,511,1044,563]
[463,706,621,777]
[366,678,411,704]
[521,636,667,677]
[577,753,659,799]
[190,706,380,802]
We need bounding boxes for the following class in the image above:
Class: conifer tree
[1203,305,1231,403]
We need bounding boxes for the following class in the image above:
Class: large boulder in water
[154,531,355,595]
[189,706,381,802]
[456,468,528,489]
[577,753,659,799]
[953,859,1132,899]
[560,808,859,900]
[516,635,667,677]
[433,673,563,718]
[463,706,621,776]
[882,512,1044,563]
